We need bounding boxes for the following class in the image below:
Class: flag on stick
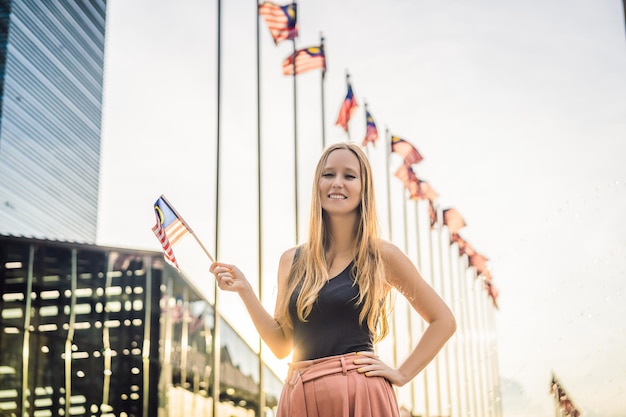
[282,46,325,75]
[336,77,358,131]
[259,1,298,44]
[362,106,379,146]
[391,135,423,165]
[151,195,215,270]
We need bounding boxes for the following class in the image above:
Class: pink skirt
[276,352,400,417]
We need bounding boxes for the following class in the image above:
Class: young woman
[210,142,456,416]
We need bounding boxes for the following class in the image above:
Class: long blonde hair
[276,142,391,343]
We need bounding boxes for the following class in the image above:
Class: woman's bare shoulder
[379,239,421,287]
[278,246,299,268]
[276,246,301,284]
[380,239,405,260]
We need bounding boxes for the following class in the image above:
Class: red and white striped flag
[259,1,298,44]
[151,196,190,270]
[391,136,423,165]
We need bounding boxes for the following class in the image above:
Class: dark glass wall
[0,235,283,417]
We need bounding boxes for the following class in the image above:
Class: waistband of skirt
[286,352,372,385]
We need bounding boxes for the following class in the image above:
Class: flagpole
[428,205,450,416]
[415,200,430,417]
[453,244,471,416]
[383,127,398,371]
[385,128,392,242]
[363,101,370,159]
[400,191,416,413]
[436,210,454,417]
[489,300,503,417]
[345,71,351,141]
[211,0,223,414]
[478,274,493,417]
[473,269,487,417]
[255,2,265,415]
[459,254,477,417]
[444,228,464,417]
[159,195,215,263]
[292,38,300,244]
[408,201,421,415]
[320,33,326,149]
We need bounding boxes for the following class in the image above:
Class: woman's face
[319,149,362,216]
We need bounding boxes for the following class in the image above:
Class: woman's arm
[210,248,296,359]
[355,241,456,386]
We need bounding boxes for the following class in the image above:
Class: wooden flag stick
[159,194,215,263]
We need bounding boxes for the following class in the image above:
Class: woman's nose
[331,177,344,187]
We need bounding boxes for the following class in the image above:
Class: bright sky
[97,1,626,416]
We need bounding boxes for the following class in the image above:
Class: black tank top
[289,261,374,362]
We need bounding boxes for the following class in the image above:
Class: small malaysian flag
[151,196,190,270]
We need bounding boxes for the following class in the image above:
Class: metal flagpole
[320,33,326,150]
[255,2,265,415]
[445,233,464,417]
[363,101,370,159]
[425,207,443,417]
[400,192,416,412]
[470,268,485,416]
[434,206,453,416]
[412,201,430,417]
[454,246,471,416]
[345,71,351,141]
[384,128,397,371]
[384,127,393,243]
[478,275,495,417]
[211,0,223,414]
[459,254,477,417]
[292,39,300,244]
[410,201,426,415]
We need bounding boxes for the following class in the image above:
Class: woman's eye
[322,173,334,178]
[345,174,356,179]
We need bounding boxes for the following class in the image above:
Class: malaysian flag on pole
[394,163,420,199]
[336,79,358,131]
[282,46,326,75]
[151,196,191,270]
[362,107,379,146]
[391,135,423,165]
[259,1,298,44]
[443,208,466,234]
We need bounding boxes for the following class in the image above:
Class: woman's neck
[325,215,358,260]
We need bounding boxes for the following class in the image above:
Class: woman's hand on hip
[354,351,410,387]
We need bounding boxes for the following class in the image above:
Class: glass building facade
[0,235,284,417]
[0,0,107,243]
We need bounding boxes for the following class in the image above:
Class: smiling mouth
[329,194,347,200]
